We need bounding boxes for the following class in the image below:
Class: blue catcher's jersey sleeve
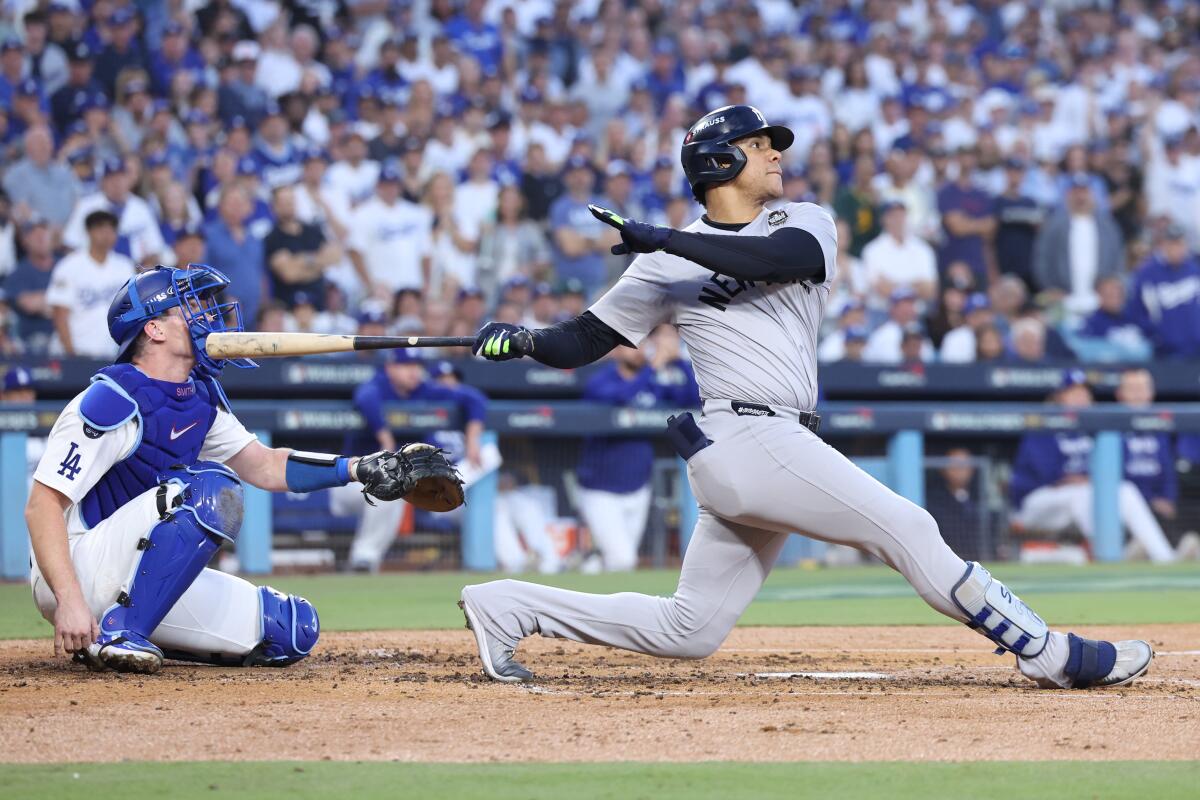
[33,393,139,504]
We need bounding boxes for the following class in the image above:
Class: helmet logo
[693,115,726,133]
[684,131,694,143]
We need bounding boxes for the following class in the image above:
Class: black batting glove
[589,204,674,255]
[473,322,534,362]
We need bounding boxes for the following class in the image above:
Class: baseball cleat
[459,591,533,683]
[1065,633,1153,689]
[85,632,164,674]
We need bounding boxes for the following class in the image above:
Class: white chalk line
[722,648,1200,657]
[519,684,1191,699]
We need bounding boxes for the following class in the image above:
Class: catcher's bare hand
[355,444,465,511]
[53,593,98,657]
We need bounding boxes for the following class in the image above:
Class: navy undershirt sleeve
[527,311,628,369]
[664,226,826,284]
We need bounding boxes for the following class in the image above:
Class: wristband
[286,451,352,492]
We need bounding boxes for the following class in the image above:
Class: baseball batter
[26,264,461,673]
[461,105,1153,690]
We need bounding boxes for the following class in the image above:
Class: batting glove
[473,322,533,362]
[589,204,673,255]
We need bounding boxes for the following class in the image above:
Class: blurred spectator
[218,40,268,126]
[974,325,1006,362]
[264,185,341,309]
[203,185,265,325]
[20,13,68,95]
[927,447,992,561]
[1010,371,1175,563]
[576,333,699,572]
[548,156,612,297]
[63,157,165,265]
[1006,316,1048,365]
[50,42,101,134]
[476,184,551,305]
[840,326,869,363]
[425,171,479,300]
[899,323,931,365]
[937,147,995,287]
[863,288,932,364]
[1145,134,1200,250]
[518,142,563,222]
[172,223,206,268]
[5,217,57,354]
[940,293,994,363]
[1069,276,1150,362]
[861,201,937,307]
[94,7,145,97]
[0,191,12,277]
[326,130,380,206]
[2,126,76,230]
[818,298,867,363]
[46,210,135,358]
[1127,225,1200,358]
[348,163,432,299]
[833,155,879,257]
[521,282,558,330]
[1032,173,1123,316]
[992,158,1042,293]
[293,148,351,243]
[1116,368,1185,555]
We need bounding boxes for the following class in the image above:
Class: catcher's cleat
[84,631,164,674]
[459,591,533,683]
[1064,634,1153,689]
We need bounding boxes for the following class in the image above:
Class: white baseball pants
[576,484,653,571]
[1016,482,1176,563]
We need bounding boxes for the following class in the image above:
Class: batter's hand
[53,593,98,657]
[473,322,534,362]
[588,204,673,255]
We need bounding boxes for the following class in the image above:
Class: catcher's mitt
[355,443,465,512]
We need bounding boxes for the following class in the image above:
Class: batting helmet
[107,264,255,372]
[680,105,794,203]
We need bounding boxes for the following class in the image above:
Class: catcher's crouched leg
[243,587,320,666]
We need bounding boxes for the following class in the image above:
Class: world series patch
[767,209,788,227]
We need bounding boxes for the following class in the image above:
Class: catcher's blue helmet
[680,104,794,203]
[107,264,256,372]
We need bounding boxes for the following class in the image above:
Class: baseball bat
[205,332,475,359]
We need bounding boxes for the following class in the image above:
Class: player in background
[576,330,699,571]
[26,265,456,673]
[332,349,492,572]
[459,105,1153,690]
[1011,370,1176,563]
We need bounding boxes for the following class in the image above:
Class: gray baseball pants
[463,402,1072,686]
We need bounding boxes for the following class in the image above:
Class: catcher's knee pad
[160,461,244,541]
[244,586,320,666]
[952,562,1048,657]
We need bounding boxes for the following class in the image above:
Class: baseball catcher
[461,104,1153,690]
[26,264,462,674]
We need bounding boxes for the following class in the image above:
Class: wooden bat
[206,332,475,359]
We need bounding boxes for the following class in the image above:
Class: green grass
[2,562,1197,640]
[1,762,1196,800]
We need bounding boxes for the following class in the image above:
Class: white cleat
[459,589,533,683]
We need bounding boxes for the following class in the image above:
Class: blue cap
[841,297,865,313]
[3,366,33,392]
[502,275,531,291]
[378,162,402,182]
[1059,369,1087,389]
[1,38,22,53]
[163,20,186,36]
[262,99,282,118]
[519,85,542,104]
[890,286,917,304]
[67,119,89,137]
[185,110,210,126]
[563,155,591,173]
[67,147,93,165]
[303,147,330,163]
[456,286,484,302]
[357,308,387,325]
[1068,172,1091,188]
[81,91,109,112]
[109,7,136,26]
[16,78,39,97]
[879,199,905,214]
[432,360,461,379]
[532,281,553,298]
[844,325,869,342]
[150,99,171,116]
[67,41,92,61]
[388,348,422,364]
[99,156,125,177]
[145,150,169,168]
[653,155,673,171]
[292,291,315,306]
[236,156,259,176]
[606,159,632,178]
[228,115,249,130]
[964,293,990,314]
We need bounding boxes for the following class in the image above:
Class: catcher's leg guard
[86,463,243,674]
[242,586,320,666]
[951,561,1048,657]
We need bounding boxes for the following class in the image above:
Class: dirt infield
[1,624,1196,763]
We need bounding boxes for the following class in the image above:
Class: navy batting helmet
[680,105,794,203]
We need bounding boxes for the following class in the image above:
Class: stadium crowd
[0,0,1197,365]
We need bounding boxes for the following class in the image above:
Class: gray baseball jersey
[589,199,838,411]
